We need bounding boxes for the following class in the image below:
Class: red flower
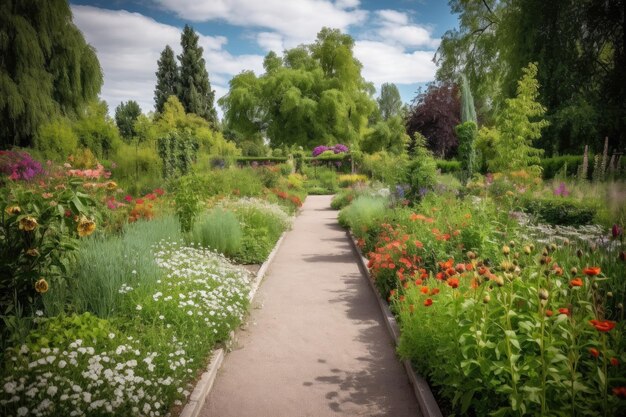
[136,198,144,205]
[154,188,165,196]
[558,308,570,316]
[583,266,601,276]
[420,286,429,294]
[447,278,459,288]
[569,278,583,287]
[145,193,156,200]
[589,319,616,332]
[610,357,619,366]
[589,348,600,358]
[445,267,456,276]
[124,195,133,202]
[414,278,423,286]
[399,295,405,302]
[436,272,445,280]
[430,288,440,295]
[545,309,553,317]
[612,387,626,398]
[424,298,433,307]
[414,240,423,248]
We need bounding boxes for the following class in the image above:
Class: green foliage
[541,155,583,179]
[0,0,102,148]
[174,175,202,233]
[360,151,409,187]
[220,27,376,149]
[110,142,162,196]
[435,159,461,173]
[338,195,387,239]
[194,168,264,198]
[178,25,217,125]
[73,100,122,160]
[377,83,403,121]
[35,116,78,161]
[404,133,438,200]
[361,115,409,154]
[157,131,198,179]
[519,195,598,226]
[455,121,478,181]
[114,100,141,141]
[488,63,548,176]
[189,209,242,257]
[154,45,179,114]
[460,73,477,123]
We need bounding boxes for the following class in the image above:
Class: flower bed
[340,192,625,416]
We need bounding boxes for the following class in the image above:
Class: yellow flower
[106,181,118,191]
[26,248,40,257]
[77,216,96,237]
[35,278,49,294]
[5,205,21,215]
[19,216,38,231]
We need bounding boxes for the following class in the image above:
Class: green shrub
[35,117,79,161]
[519,196,597,226]
[541,155,583,179]
[405,135,438,201]
[174,175,202,232]
[196,168,264,198]
[189,209,242,256]
[435,159,462,173]
[338,195,387,240]
[112,142,163,195]
[331,189,356,210]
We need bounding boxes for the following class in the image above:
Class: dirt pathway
[199,195,421,417]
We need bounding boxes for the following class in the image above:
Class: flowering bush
[0,150,44,182]
[311,144,349,157]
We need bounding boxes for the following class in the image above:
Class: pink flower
[124,195,133,202]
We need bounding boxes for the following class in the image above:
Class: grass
[189,208,242,257]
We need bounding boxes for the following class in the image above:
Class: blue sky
[70,0,458,118]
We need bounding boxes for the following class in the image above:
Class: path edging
[347,231,443,417]
[178,230,289,417]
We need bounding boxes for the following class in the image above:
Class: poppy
[610,357,619,366]
[424,298,433,307]
[420,286,429,294]
[589,348,600,358]
[414,279,423,286]
[558,308,570,316]
[612,387,626,398]
[414,240,424,248]
[436,272,445,280]
[430,288,440,295]
[583,267,601,276]
[570,278,583,287]
[447,278,459,288]
[589,319,616,332]
[545,309,553,317]
[446,267,457,276]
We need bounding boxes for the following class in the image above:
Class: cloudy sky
[70,0,457,118]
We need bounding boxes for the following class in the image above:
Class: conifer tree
[154,45,179,114]
[0,0,102,148]
[177,25,217,125]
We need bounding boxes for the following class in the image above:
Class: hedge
[518,195,598,226]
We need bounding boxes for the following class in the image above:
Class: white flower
[108,333,115,339]
[17,407,28,416]
[136,305,142,311]
[35,310,44,317]
[158,315,165,320]
[58,360,67,369]
[132,270,137,275]
[46,386,58,396]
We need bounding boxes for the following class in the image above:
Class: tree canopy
[377,83,403,121]
[115,100,142,141]
[436,0,625,153]
[220,28,377,149]
[0,0,102,148]
[154,45,179,115]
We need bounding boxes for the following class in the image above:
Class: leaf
[71,196,86,213]
[597,367,606,387]
[461,388,475,413]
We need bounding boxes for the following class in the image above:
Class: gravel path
[199,195,421,417]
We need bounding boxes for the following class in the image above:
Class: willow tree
[0,0,103,148]
[220,28,376,149]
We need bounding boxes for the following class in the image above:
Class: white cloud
[354,40,436,85]
[72,5,264,114]
[256,32,285,53]
[370,9,439,49]
[376,10,408,25]
[154,0,367,45]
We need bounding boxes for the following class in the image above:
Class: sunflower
[19,216,38,231]
[77,216,96,237]
[106,181,118,191]
[35,278,49,294]
[5,205,21,216]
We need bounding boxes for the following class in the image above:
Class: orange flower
[414,279,423,286]
[430,288,440,295]
[399,295,405,302]
[612,387,626,398]
[414,240,423,248]
[569,278,583,287]
[455,263,466,273]
[589,348,600,358]
[545,309,553,317]
[34,278,49,294]
[436,272,445,280]
[610,357,619,366]
[410,213,427,221]
[447,278,459,288]
[446,267,456,276]
[583,266,601,276]
[558,308,570,316]
[424,298,433,307]
[478,266,489,276]
[420,286,429,294]
[589,319,616,332]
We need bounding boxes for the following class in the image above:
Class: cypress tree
[0,0,102,148]
[154,45,179,114]
[177,25,217,125]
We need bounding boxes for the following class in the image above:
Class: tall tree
[377,83,403,121]
[220,28,376,149]
[406,82,460,158]
[0,0,102,148]
[115,100,141,141]
[177,25,217,125]
[154,45,179,114]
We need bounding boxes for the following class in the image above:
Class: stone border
[347,231,443,417]
[179,230,288,417]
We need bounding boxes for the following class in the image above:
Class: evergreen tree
[154,45,179,114]
[0,0,102,148]
[115,100,142,141]
[177,25,217,125]
[377,83,403,121]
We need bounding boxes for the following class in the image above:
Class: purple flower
[312,145,330,157]
[0,151,43,181]
[553,182,570,197]
[612,224,623,238]
[332,144,349,154]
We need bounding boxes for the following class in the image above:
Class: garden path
[199,195,421,417]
